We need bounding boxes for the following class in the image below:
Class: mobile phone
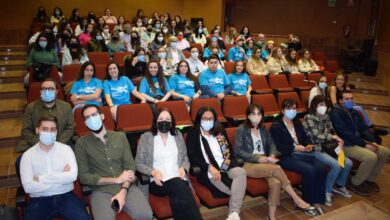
[111,199,119,212]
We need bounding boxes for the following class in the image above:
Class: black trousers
[149,177,202,220]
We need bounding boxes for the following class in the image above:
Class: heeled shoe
[295,204,318,217]
[315,206,325,215]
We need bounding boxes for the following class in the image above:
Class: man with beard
[75,104,153,220]
[17,78,74,153]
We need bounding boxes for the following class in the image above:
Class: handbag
[32,62,53,81]
[321,141,339,158]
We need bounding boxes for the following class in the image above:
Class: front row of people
[19,91,389,220]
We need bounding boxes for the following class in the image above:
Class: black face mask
[157,121,171,133]
[69,43,79,49]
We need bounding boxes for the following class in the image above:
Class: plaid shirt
[303,113,334,145]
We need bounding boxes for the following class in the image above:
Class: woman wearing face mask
[124,47,148,80]
[132,18,145,33]
[136,108,203,220]
[156,47,174,76]
[107,31,126,57]
[154,20,162,32]
[270,98,327,215]
[56,22,73,50]
[103,61,146,120]
[101,24,111,44]
[298,49,320,73]
[149,32,166,54]
[128,31,148,52]
[190,26,207,47]
[186,47,205,77]
[50,7,64,24]
[197,21,209,37]
[284,48,300,74]
[166,36,186,67]
[235,104,317,219]
[169,60,201,109]
[87,11,97,24]
[161,24,172,42]
[141,24,156,45]
[70,61,103,109]
[62,36,89,66]
[186,107,247,220]
[102,8,117,25]
[308,75,329,107]
[169,20,180,36]
[87,30,108,52]
[303,95,353,207]
[246,47,268,75]
[34,6,49,22]
[266,47,289,75]
[228,61,252,102]
[139,60,171,105]
[176,31,190,51]
[79,23,94,47]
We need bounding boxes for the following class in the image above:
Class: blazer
[270,117,311,158]
[186,127,239,198]
[234,123,278,163]
[135,130,190,197]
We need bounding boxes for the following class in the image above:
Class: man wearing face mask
[19,116,90,220]
[331,91,390,196]
[186,46,205,77]
[75,105,153,220]
[17,79,74,152]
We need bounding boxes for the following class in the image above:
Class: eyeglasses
[84,112,100,121]
[41,87,55,92]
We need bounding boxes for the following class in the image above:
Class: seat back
[74,106,115,136]
[225,127,238,148]
[249,75,272,92]
[190,43,203,53]
[224,61,235,74]
[313,51,325,61]
[222,96,248,120]
[268,74,291,90]
[27,82,64,104]
[277,92,305,111]
[325,72,337,84]
[288,73,310,88]
[251,94,280,115]
[87,52,110,65]
[325,60,340,72]
[307,72,322,83]
[225,44,234,51]
[62,64,82,83]
[94,64,107,80]
[300,90,311,108]
[116,103,153,132]
[113,52,133,66]
[190,98,225,122]
[156,100,193,127]
[28,66,61,83]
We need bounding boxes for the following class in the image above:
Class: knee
[344,158,353,169]
[378,146,390,158]
[133,209,153,220]
[269,178,281,189]
[362,151,378,163]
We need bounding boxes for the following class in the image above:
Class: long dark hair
[194,26,205,38]
[151,108,177,136]
[130,31,141,49]
[194,107,223,136]
[35,7,49,22]
[34,34,52,51]
[104,61,123,80]
[77,61,96,80]
[68,36,84,60]
[52,7,63,18]
[70,8,81,23]
[153,32,165,45]
[285,48,298,65]
[175,60,198,86]
[144,60,168,94]
[244,104,265,128]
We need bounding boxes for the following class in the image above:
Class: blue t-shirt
[169,74,196,97]
[103,76,135,105]
[139,76,170,98]
[227,47,245,62]
[70,77,103,106]
[246,49,253,58]
[228,73,251,95]
[199,68,230,94]
[203,47,224,59]
[261,49,270,61]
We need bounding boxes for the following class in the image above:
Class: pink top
[79,33,92,47]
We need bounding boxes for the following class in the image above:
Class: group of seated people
[18,6,389,220]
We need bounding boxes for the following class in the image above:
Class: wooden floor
[0,46,389,219]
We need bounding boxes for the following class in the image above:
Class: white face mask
[170,42,178,49]
[157,36,164,42]
[316,106,327,115]
[248,115,262,125]
[191,52,199,59]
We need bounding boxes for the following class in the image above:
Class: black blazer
[270,117,311,158]
[186,127,239,198]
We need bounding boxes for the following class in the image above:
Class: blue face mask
[41,89,56,102]
[96,35,103,41]
[319,82,327,90]
[138,55,145,62]
[284,109,297,120]
[201,120,214,131]
[343,100,354,110]
[39,131,57,145]
[158,52,167,59]
[86,115,103,131]
[39,41,47,49]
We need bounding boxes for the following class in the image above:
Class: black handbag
[321,141,339,158]
[32,62,53,81]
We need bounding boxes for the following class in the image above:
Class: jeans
[293,152,352,193]
[25,191,90,220]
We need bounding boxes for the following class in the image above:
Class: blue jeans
[25,191,90,220]
[293,152,353,193]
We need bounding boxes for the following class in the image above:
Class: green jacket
[16,99,74,152]
[26,48,60,68]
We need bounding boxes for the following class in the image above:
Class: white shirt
[186,58,206,77]
[153,133,180,182]
[199,130,224,178]
[251,131,264,155]
[171,50,180,66]
[20,142,78,198]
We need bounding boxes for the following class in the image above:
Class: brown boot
[364,181,380,192]
[347,182,372,196]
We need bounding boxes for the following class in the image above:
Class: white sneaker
[333,186,352,198]
[226,212,240,220]
[325,193,332,207]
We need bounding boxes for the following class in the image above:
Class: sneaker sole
[332,189,352,198]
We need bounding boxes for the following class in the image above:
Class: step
[0,70,25,83]
[0,83,25,99]
[0,99,25,119]
[0,118,22,141]
[0,60,26,71]
[0,45,27,52]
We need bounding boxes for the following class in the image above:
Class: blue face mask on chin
[343,100,354,110]
[284,109,297,120]
[41,90,56,103]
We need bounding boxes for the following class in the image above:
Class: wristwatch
[76,95,80,100]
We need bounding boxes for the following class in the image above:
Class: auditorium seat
[313,51,325,61]
[325,71,337,84]
[113,52,133,66]
[224,61,235,74]
[62,63,82,83]
[94,64,106,80]
[190,98,226,122]
[189,174,230,208]
[288,73,311,91]
[156,100,193,127]
[225,43,234,51]
[251,94,280,117]
[28,66,61,83]
[300,90,311,109]
[116,103,153,133]
[74,106,115,136]
[249,75,273,94]
[268,74,294,92]
[325,60,340,72]
[222,96,248,121]
[277,92,307,113]
[27,82,64,104]
[87,52,110,65]
[307,72,322,83]
[190,43,203,53]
